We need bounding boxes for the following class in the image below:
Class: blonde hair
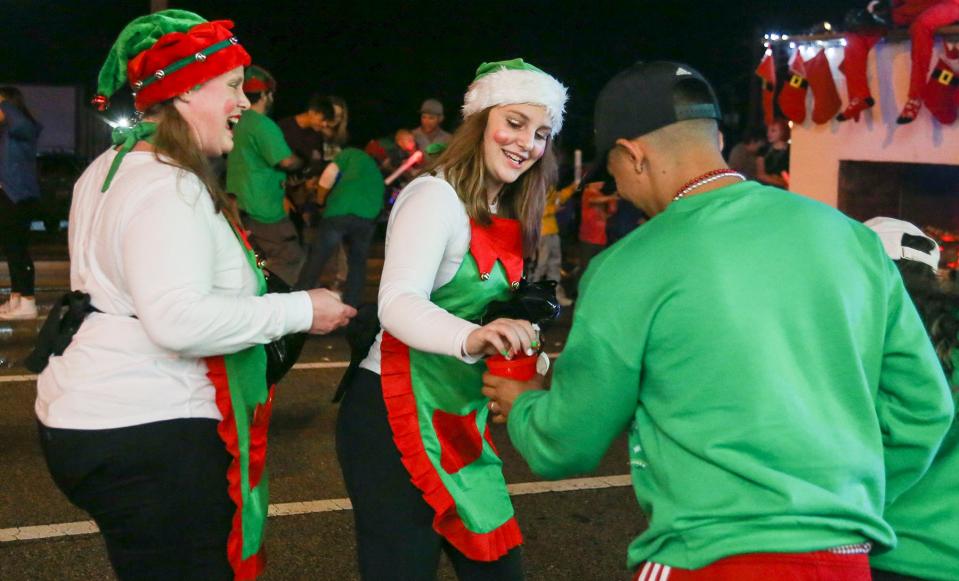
[327,95,349,146]
[148,102,239,225]
[424,107,556,254]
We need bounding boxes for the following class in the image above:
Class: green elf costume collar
[96,11,263,579]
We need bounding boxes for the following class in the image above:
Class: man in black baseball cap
[484,61,952,579]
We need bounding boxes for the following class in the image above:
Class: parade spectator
[278,95,334,244]
[278,94,333,212]
[318,95,351,294]
[295,147,385,307]
[483,61,953,580]
[225,65,305,284]
[337,59,566,580]
[578,180,617,283]
[756,117,790,188]
[532,181,576,306]
[0,86,41,320]
[278,93,331,168]
[35,12,354,580]
[725,126,765,180]
[366,128,421,207]
[322,95,350,161]
[412,97,452,152]
[865,217,959,581]
[605,197,647,245]
[365,128,418,175]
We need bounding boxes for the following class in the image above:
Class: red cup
[486,353,539,381]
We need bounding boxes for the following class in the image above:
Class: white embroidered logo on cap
[676,67,692,76]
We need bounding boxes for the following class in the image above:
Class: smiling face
[174,66,250,156]
[482,104,551,193]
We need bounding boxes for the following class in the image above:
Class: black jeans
[296,214,375,307]
[336,369,524,581]
[0,190,35,296]
[38,418,234,581]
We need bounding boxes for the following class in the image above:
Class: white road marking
[0,474,628,543]
[0,353,562,384]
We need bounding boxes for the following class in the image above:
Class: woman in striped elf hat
[34,9,354,580]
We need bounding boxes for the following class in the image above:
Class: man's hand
[481,373,545,424]
[305,288,356,334]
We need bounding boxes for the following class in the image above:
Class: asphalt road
[0,289,647,581]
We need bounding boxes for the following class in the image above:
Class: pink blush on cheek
[491,130,512,146]
[222,99,237,115]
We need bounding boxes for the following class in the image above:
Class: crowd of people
[1,6,956,581]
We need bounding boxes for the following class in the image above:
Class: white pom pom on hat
[462,58,568,135]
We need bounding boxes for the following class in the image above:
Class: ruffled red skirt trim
[379,333,522,561]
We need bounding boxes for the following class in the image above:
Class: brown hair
[424,107,556,254]
[147,102,239,225]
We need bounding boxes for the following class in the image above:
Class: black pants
[38,418,234,581]
[0,190,35,296]
[336,369,524,581]
[296,214,375,307]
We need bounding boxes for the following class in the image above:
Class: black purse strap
[25,291,97,373]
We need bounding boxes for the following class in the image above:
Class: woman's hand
[306,289,356,334]
[465,318,538,358]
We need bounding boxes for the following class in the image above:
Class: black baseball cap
[593,61,722,160]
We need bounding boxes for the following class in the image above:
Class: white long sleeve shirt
[36,149,313,429]
[360,175,484,374]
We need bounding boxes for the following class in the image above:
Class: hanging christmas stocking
[778,51,808,124]
[805,50,842,124]
[921,58,959,124]
[755,51,776,127]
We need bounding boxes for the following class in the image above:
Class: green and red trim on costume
[205,225,273,579]
[380,216,526,561]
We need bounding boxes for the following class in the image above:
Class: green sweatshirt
[508,182,954,571]
[870,358,959,581]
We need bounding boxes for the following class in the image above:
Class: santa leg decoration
[838,34,881,121]
[897,0,959,124]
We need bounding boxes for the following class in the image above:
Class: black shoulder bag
[263,271,308,386]
[25,291,100,373]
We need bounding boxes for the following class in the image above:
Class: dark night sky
[2,0,854,155]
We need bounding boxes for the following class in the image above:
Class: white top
[360,175,483,374]
[36,149,313,430]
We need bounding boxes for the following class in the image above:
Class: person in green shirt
[295,147,384,306]
[483,62,954,580]
[225,65,304,284]
[865,217,959,581]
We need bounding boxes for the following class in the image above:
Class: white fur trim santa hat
[462,58,568,135]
